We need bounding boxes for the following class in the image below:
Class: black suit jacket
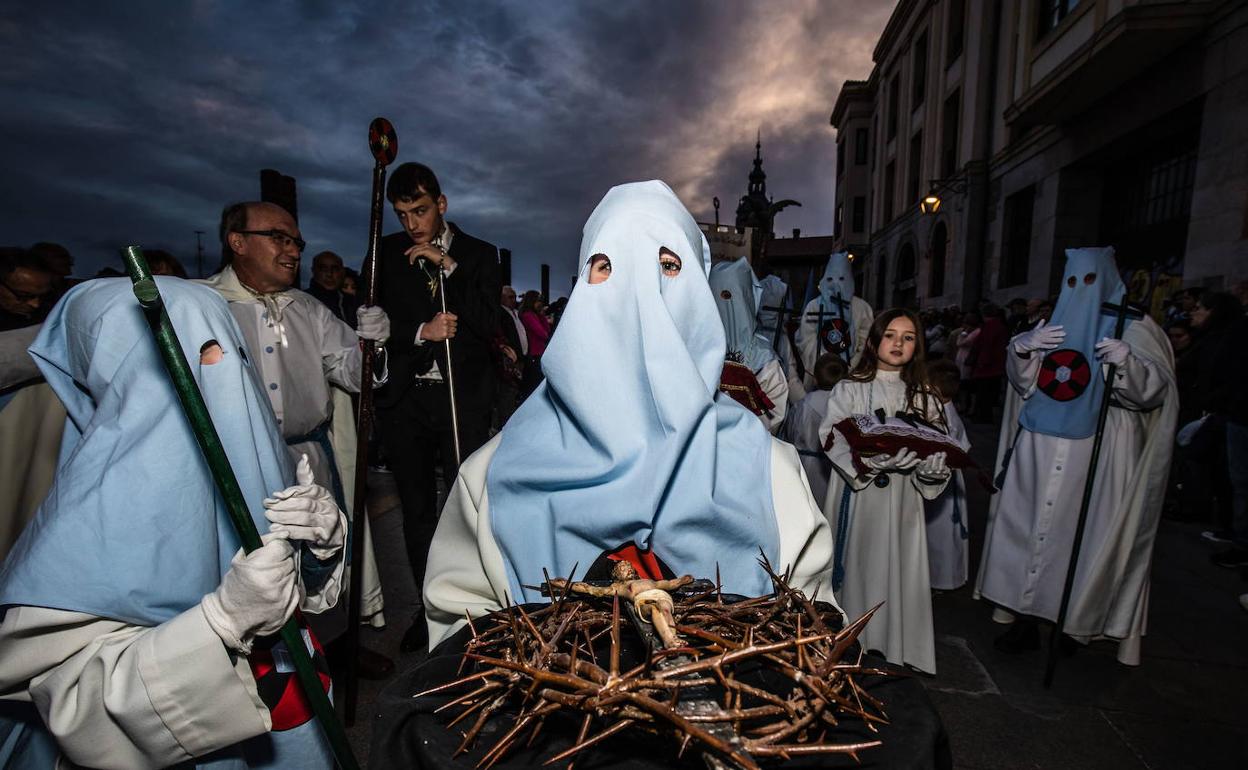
[375,222,501,410]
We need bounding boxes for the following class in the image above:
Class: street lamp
[919,177,969,216]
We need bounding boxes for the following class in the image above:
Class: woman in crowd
[421,181,836,649]
[818,309,951,674]
[518,290,553,395]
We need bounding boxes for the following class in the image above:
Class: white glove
[861,448,921,473]
[356,305,390,344]
[202,533,300,653]
[1094,337,1130,366]
[1012,320,1065,355]
[264,454,345,560]
[915,451,951,483]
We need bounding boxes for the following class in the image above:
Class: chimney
[792,228,801,239]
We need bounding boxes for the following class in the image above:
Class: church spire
[748,130,766,197]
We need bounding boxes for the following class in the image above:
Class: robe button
[266,346,275,353]
[1056,465,1062,471]
[873,475,890,488]
[269,383,278,390]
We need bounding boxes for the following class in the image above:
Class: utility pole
[194,230,206,278]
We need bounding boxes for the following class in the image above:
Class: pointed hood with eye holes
[0,278,293,625]
[487,181,779,603]
[1018,246,1130,439]
[818,251,855,317]
[709,257,775,373]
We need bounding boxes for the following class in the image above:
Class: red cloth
[824,414,991,488]
[718,360,775,417]
[605,543,666,580]
[971,317,1008,379]
[520,310,552,357]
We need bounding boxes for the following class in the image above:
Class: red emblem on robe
[718,360,775,417]
[247,624,331,731]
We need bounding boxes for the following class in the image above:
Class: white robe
[974,316,1177,665]
[794,295,874,390]
[779,388,833,508]
[0,568,343,769]
[818,370,949,674]
[924,402,971,591]
[423,434,839,649]
[755,357,789,433]
[202,268,385,623]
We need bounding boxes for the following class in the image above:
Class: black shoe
[400,620,429,654]
[356,646,396,680]
[1211,547,1248,569]
[994,620,1040,653]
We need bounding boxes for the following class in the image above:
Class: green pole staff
[121,246,360,770]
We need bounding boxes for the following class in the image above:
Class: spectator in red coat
[969,302,1008,423]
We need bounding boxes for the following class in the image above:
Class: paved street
[347,419,1248,769]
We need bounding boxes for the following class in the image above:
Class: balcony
[1004,1,1213,133]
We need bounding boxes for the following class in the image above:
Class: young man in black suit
[374,162,501,653]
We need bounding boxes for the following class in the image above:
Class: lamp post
[919,176,969,216]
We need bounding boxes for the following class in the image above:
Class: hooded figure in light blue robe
[709,258,776,373]
[487,181,780,603]
[1018,247,1129,440]
[755,273,789,350]
[0,278,331,769]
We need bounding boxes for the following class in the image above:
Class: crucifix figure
[547,561,692,649]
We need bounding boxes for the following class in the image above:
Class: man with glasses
[201,201,395,678]
[0,248,56,331]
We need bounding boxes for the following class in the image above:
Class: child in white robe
[924,360,972,591]
[818,309,951,674]
[780,353,848,508]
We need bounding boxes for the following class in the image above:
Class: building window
[852,196,866,233]
[893,244,917,309]
[837,139,845,177]
[941,90,960,178]
[887,73,900,140]
[947,0,966,65]
[908,131,924,203]
[835,201,844,239]
[1036,0,1079,40]
[929,221,948,297]
[875,252,888,309]
[871,117,878,169]
[1000,186,1036,288]
[883,161,897,223]
[855,127,869,165]
[912,31,928,109]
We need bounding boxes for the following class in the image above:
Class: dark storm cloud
[0,1,890,291]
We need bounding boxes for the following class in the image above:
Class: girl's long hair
[848,307,947,430]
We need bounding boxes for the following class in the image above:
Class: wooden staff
[344,117,398,723]
[1043,297,1141,687]
[122,248,359,770]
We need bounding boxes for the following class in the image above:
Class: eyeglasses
[235,229,307,253]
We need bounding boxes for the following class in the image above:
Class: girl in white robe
[423,182,837,649]
[818,309,952,674]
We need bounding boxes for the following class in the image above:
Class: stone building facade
[831,0,1248,314]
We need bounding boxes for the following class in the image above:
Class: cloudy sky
[1,1,891,293]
